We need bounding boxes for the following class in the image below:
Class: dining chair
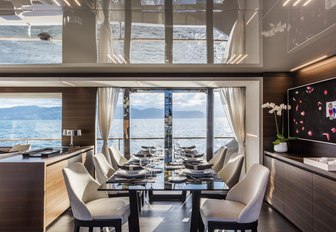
[208,146,227,173]
[9,144,31,152]
[201,154,244,199]
[200,163,270,232]
[108,145,128,171]
[62,162,130,232]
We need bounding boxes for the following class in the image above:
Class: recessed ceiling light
[293,0,302,6]
[290,55,328,72]
[282,0,291,6]
[303,0,312,6]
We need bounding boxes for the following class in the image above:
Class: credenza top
[0,146,94,166]
[264,150,336,181]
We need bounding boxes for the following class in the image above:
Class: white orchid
[262,102,295,145]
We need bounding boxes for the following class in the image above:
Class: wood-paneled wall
[0,87,97,147]
[262,72,293,151]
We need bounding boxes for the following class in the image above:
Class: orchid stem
[274,112,279,135]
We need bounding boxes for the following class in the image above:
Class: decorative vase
[273,142,288,153]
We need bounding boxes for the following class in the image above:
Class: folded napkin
[117,164,143,171]
[184,163,212,170]
[184,152,204,158]
[181,145,196,150]
[141,146,155,150]
[134,150,153,157]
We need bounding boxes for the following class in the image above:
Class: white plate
[184,157,203,162]
[168,176,187,183]
[117,169,147,178]
[183,169,214,177]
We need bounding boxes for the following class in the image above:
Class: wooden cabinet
[264,156,284,214]
[0,146,94,232]
[284,163,313,232]
[265,152,336,232]
[313,174,336,232]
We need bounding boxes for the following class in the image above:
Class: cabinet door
[313,174,336,232]
[264,156,284,214]
[284,163,313,232]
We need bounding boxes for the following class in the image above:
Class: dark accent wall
[290,56,336,157]
[263,56,336,157]
[0,87,97,147]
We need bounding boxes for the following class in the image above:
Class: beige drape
[98,0,115,63]
[223,0,245,63]
[97,88,120,164]
[219,87,246,171]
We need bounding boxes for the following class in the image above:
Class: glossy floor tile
[47,195,300,232]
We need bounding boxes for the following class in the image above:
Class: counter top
[0,146,94,166]
[264,151,336,181]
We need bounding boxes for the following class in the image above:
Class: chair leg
[198,217,205,232]
[73,220,80,232]
[208,222,215,232]
[115,221,122,232]
[89,226,93,232]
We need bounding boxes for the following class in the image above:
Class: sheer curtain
[97,88,121,164]
[98,0,115,63]
[222,0,245,63]
[219,87,246,171]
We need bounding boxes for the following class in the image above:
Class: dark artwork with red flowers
[288,77,336,144]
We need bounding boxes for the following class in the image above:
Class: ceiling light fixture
[61,81,76,87]
[208,81,215,87]
[303,0,312,6]
[137,81,143,87]
[290,55,328,72]
[231,54,242,64]
[293,0,302,6]
[52,0,61,6]
[107,54,116,63]
[118,55,127,64]
[246,11,257,25]
[226,54,236,64]
[282,0,291,6]
[113,55,122,63]
[236,54,248,64]
[74,0,81,6]
[63,0,71,7]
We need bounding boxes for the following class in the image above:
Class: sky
[0,98,61,108]
[129,91,225,116]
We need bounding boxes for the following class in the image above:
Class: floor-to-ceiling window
[0,93,62,149]
[172,90,207,152]
[130,91,165,153]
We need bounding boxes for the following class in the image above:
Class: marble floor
[47,195,300,232]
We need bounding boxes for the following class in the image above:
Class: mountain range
[0,106,204,120]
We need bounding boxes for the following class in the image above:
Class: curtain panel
[219,87,246,171]
[97,87,121,164]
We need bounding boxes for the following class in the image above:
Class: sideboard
[264,151,336,232]
[0,146,94,232]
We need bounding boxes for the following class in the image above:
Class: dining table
[98,150,229,232]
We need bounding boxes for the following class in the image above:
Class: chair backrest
[226,163,270,223]
[62,162,108,221]
[108,145,128,170]
[208,146,227,173]
[9,144,31,152]
[93,153,116,184]
[217,154,244,188]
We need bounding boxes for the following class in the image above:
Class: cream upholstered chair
[62,162,130,232]
[208,146,227,173]
[9,144,31,152]
[200,163,270,232]
[108,145,128,170]
[93,153,116,185]
[201,154,244,199]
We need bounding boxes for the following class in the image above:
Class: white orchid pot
[273,142,288,153]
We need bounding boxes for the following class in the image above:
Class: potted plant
[262,102,296,152]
